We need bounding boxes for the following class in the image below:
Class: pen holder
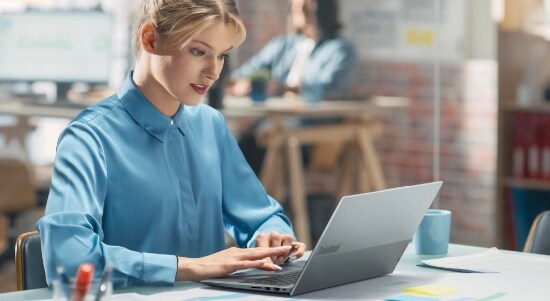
[52,279,112,301]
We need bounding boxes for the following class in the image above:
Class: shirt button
[170,119,174,126]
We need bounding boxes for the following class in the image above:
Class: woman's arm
[37,122,176,287]
[215,112,306,258]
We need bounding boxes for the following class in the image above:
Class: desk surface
[0,101,82,119]
[0,96,409,120]
[0,243,488,301]
[221,96,409,119]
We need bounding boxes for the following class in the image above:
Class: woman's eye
[191,48,205,56]
[218,53,230,61]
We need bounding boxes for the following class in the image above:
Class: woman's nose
[203,60,220,81]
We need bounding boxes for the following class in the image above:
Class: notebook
[201,181,443,296]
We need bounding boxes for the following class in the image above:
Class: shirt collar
[117,72,187,142]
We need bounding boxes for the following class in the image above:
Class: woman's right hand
[175,245,292,282]
[228,78,252,96]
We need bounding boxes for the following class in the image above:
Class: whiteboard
[340,0,465,62]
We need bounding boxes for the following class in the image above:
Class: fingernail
[272,264,282,270]
[275,246,292,251]
[290,256,298,262]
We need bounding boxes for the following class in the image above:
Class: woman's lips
[190,84,209,95]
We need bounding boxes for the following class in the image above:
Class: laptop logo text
[317,244,340,255]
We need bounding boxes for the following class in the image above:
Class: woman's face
[151,21,236,106]
[290,0,316,30]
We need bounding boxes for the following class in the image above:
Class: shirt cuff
[140,252,178,284]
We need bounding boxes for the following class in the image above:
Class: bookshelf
[496,0,550,249]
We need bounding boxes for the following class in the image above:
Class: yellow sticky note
[402,284,458,296]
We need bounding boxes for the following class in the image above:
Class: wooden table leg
[337,143,354,200]
[286,136,311,247]
[357,127,386,190]
[260,134,284,195]
[272,150,287,202]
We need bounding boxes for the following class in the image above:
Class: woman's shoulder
[320,35,354,49]
[62,95,123,138]
[315,35,356,60]
[72,95,122,125]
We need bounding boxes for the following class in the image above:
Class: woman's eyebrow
[192,40,233,52]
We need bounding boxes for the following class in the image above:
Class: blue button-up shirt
[36,74,294,288]
[231,33,357,102]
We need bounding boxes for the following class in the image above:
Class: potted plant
[248,69,270,103]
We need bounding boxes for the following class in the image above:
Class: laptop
[202,181,443,296]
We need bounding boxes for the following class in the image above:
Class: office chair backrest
[15,231,47,290]
[523,210,550,255]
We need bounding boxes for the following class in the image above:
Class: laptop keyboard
[240,270,301,286]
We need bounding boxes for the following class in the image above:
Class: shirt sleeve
[230,35,288,80]
[215,112,295,247]
[301,38,358,101]
[36,121,177,288]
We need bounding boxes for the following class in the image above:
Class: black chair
[523,210,550,255]
[15,231,47,290]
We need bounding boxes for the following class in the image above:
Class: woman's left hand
[255,231,307,266]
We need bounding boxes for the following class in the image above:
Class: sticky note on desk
[384,293,438,301]
[402,284,458,296]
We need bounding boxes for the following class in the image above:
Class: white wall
[464,0,497,60]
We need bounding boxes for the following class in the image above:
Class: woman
[230,0,356,102]
[37,0,305,288]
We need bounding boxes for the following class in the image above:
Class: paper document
[420,247,550,273]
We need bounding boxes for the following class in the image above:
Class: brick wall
[367,60,497,246]
[235,0,497,247]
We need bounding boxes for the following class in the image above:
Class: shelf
[502,177,550,190]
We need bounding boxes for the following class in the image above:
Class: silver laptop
[202,181,443,296]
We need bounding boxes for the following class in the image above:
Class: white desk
[0,243,490,301]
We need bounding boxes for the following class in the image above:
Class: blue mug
[412,209,452,255]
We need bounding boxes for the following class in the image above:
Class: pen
[93,263,113,301]
[73,263,95,301]
[55,265,72,299]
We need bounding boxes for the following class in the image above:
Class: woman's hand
[227,78,251,96]
[255,231,307,265]
[176,245,293,282]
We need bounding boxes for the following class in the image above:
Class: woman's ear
[140,22,157,54]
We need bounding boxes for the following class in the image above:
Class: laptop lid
[202,181,443,296]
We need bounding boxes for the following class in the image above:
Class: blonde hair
[133,0,246,58]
